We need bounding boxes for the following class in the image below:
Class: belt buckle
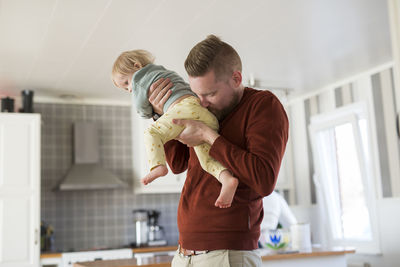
[178,244,191,258]
[178,244,209,258]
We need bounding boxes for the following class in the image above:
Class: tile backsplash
[36,103,180,252]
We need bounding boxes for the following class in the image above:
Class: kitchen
[1,1,400,267]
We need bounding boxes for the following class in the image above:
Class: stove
[61,248,133,267]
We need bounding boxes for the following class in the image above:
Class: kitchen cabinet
[70,247,356,267]
[132,247,175,265]
[131,115,186,194]
[40,255,61,267]
[75,247,355,267]
[40,246,177,267]
[259,247,355,267]
[0,113,41,267]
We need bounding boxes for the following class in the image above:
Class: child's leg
[142,110,185,185]
[142,125,169,185]
[216,170,239,208]
[193,144,239,208]
[141,165,168,185]
[146,95,239,207]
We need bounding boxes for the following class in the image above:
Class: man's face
[189,70,241,120]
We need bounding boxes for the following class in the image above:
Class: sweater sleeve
[164,139,189,174]
[209,94,289,197]
[136,84,154,119]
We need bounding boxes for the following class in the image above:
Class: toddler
[112,50,238,208]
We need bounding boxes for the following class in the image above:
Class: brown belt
[178,244,209,257]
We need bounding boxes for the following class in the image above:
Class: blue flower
[269,233,281,245]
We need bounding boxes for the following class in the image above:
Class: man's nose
[199,97,209,108]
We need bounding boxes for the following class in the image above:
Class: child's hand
[148,78,173,115]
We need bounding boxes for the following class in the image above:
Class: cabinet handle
[34,229,38,245]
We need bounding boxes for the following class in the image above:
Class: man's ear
[231,71,242,87]
[134,62,142,69]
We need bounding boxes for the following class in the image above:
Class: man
[149,35,289,267]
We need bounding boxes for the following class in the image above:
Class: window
[309,102,380,254]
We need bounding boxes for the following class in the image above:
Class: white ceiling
[0,0,392,104]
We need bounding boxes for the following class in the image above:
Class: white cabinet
[0,114,41,267]
[261,255,347,267]
[131,113,186,194]
[61,249,133,267]
[40,256,61,267]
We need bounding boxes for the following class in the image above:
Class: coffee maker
[20,90,34,113]
[132,209,149,247]
[147,210,166,246]
[132,209,166,247]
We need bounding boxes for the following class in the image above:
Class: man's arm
[171,118,219,147]
[210,95,289,197]
[148,78,173,115]
[174,94,289,197]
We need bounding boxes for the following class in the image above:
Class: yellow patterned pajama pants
[143,96,226,181]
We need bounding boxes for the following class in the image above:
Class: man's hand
[148,78,173,115]
[173,119,220,147]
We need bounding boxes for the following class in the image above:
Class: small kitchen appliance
[40,221,55,252]
[147,210,167,246]
[1,97,14,112]
[20,89,34,113]
[132,209,167,247]
[132,209,149,247]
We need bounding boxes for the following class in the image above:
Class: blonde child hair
[111,50,155,86]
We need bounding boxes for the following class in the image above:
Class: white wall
[285,63,400,267]
[347,197,400,267]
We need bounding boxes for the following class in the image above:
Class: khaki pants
[171,249,262,267]
[143,96,226,181]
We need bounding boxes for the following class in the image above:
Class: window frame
[308,102,381,254]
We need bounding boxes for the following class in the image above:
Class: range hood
[54,121,128,190]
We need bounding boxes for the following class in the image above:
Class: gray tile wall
[36,103,180,252]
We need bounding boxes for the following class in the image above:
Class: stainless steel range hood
[54,121,127,190]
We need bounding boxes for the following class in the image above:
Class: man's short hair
[184,35,242,81]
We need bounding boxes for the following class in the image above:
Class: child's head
[112,50,155,92]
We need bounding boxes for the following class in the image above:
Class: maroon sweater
[164,87,289,251]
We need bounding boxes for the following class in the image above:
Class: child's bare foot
[141,165,168,185]
[215,171,239,208]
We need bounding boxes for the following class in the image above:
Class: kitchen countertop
[132,246,177,254]
[72,247,355,267]
[40,252,63,258]
[40,246,178,259]
[259,246,355,260]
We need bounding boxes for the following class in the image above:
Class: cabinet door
[131,114,186,194]
[0,114,40,267]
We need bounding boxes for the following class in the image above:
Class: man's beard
[209,93,241,121]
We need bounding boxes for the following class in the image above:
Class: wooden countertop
[72,247,355,267]
[259,246,355,260]
[132,246,177,254]
[40,252,63,258]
